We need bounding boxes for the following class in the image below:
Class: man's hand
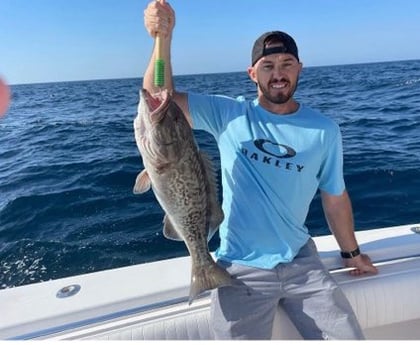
[344,253,378,276]
[144,0,175,38]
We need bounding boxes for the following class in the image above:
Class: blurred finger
[0,79,10,117]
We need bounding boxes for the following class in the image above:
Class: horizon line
[8,58,419,86]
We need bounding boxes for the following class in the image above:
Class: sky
[1,0,420,85]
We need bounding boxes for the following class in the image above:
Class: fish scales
[133,88,233,303]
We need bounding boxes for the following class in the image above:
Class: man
[142,1,378,340]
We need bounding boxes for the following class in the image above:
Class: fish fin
[207,205,224,242]
[189,258,234,305]
[133,169,151,194]
[163,215,183,241]
[198,152,224,241]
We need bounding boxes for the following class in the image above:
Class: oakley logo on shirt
[241,139,304,173]
[254,139,296,158]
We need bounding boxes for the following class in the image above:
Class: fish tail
[188,261,233,305]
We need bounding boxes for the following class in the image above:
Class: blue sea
[1,60,419,289]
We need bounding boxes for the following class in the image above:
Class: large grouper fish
[133,88,233,304]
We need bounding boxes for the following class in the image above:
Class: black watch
[340,247,361,259]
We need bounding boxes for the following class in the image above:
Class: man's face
[248,45,302,105]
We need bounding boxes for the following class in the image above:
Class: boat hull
[2,224,420,340]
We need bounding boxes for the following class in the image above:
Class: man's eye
[285,63,297,69]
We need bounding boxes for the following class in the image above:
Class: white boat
[1,223,420,340]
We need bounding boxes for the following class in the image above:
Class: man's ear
[247,66,257,83]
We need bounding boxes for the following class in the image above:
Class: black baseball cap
[251,31,299,66]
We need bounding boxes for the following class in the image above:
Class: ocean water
[1,60,419,289]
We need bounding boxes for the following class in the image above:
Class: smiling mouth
[271,83,287,89]
[270,79,289,89]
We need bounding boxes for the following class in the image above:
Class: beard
[258,78,298,105]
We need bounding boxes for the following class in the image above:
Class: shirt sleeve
[188,93,240,138]
[318,126,346,195]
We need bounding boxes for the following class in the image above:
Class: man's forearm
[322,190,378,275]
[143,35,174,93]
[321,190,359,252]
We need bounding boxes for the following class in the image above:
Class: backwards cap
[251,31,299,66]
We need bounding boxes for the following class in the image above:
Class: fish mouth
[141,88,171,124]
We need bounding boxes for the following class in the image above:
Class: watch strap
[340,247,361,259]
